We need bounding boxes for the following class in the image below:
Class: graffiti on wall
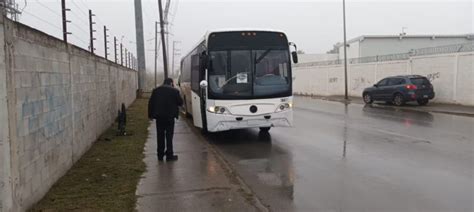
[426,72,440,82]
[329,77,338,83]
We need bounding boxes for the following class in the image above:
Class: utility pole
[342,0,349,100]
[158,0,169,79]
[172,40,180,77]
[154,21,158,88]
[164,0,171,72]
[61,0,71,43]
[134,0,146,92]
[2,0,21,21]
[104,26,109,60]
[89,10,96,54]
[114,36,118,63]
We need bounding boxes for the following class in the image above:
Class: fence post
[120,44,123,66]
[104,26,109,60]
[114,36,118,63]
[89,10,96,54]
[125,49,128,67]
[61,0,71,43]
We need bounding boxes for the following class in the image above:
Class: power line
[170,0,180,23]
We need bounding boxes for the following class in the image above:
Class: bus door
[191,54,206,128]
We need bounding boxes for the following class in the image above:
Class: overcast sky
[18,0,473,73]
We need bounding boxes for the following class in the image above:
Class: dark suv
[363,75,435,106]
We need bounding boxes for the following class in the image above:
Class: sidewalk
[305,95,474,117]
[135,119,262,212]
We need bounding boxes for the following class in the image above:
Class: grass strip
[31,98,149,211]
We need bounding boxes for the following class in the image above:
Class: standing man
[148,78,183,161]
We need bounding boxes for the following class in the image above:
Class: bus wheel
[260,127,271,133]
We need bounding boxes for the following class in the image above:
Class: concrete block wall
[0,20,8,211]
[294,52,474,106]
[0,17,138,211]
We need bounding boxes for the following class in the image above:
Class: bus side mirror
[200,80,208,88]
[291,51,299,64]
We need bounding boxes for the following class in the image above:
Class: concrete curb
[183,117,270,212]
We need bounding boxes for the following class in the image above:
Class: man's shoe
[166,155,178,161]
[158,156,164,162]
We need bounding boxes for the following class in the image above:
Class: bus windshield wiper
[255,48,272,64]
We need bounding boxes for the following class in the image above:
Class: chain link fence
[296,42,474,68]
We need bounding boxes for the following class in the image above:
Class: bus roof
[206,28,286,35]
[184,28,287,58]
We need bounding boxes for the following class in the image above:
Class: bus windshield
[208,49,291,99]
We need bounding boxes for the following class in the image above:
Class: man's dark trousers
[156,117,175,159]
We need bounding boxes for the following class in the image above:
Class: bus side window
[191,54,200,92]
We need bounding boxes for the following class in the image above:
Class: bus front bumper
[206,110,293,132]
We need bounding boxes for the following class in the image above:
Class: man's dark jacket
[148,85,184,119]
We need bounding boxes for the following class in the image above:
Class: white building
[336,34,474,59]
[297,53,339,63]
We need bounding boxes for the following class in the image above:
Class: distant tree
[297,50,305,54]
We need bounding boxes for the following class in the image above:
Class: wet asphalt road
[203,97,474,212]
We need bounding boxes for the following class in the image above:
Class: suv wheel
[363,93,373,104]
[417,99,429,106]
[393,93,405,106]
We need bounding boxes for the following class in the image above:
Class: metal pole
[154,21,158,88]
[120,43,123,65]
[125,49,128,67]
[343,0,349,100]
[114,37,118,63]
[61,0,68,43]
[89,10,95,54]
[164,0,171,72]
[158,0,169,79]
[134,0,146,91]
[104,26,108,60]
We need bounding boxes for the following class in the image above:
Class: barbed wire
[22,10,62,31]
[295,42,474,68]
[33,0,61,17]
[69,21,89,35]
[71,0,89,17]
[77,0,90,11]
[69,10,89,26]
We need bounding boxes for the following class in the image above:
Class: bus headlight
[275,102,292,112]
[208,106,228,114]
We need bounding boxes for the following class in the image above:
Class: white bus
[178,29,299,133]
